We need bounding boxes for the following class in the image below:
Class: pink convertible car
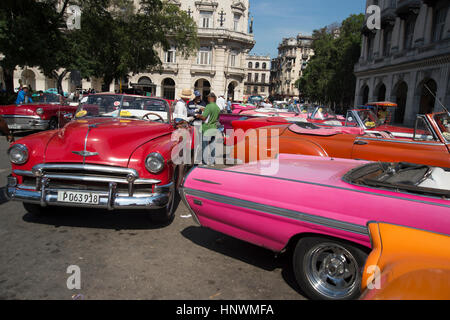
[180,155,450,300]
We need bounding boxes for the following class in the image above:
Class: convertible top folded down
[288,123,364,136]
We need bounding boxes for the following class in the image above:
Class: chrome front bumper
[3,116,49,130]
[7,164,173,211]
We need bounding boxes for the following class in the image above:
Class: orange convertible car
[361,222,450,300]
[231,112,450,168]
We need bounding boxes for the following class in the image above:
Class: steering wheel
[142,113,164,122]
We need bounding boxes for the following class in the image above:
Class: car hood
[0,103,56,116]
[45,117,174,167]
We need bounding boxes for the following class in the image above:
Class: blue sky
[250,0,366,57]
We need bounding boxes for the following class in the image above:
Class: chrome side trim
[194,167,450,209]
[179,166,201,225]
[183,188,369,236]
[2,115,41,119]
[356,137,446,146]
[192,179,222,185]
[179,187,201,226]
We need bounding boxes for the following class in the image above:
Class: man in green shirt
[195,92,221,165]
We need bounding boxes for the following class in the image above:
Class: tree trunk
[102,76,114,93]
[52,70,69,95]
[3,67,15,95]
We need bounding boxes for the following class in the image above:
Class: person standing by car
[0,115,14,143]
[217,94,226,112]
[15,85,33,105]
[187,91,206,117]
[226,97,232,114]
[195,93,221,165]
[174,89,194,122]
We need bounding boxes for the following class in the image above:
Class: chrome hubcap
[304,243,359,299]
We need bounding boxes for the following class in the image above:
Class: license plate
[8,124,21,130]
[57,191,101,205]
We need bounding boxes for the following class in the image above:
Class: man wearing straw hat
[173,88,194,123]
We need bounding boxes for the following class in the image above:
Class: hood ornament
[72,151,99,157]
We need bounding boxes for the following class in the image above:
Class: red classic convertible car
[0,93,78,131]
[6,94,184,223]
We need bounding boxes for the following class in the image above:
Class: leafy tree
[72,0,199,91]
[1,0,198,95]
[0,0,70,94]
[297,14,364,110]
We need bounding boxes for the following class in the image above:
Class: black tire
[48,117,58,130]
[151,189,180,224]
[293,236,368,300]
[150,166,182,224]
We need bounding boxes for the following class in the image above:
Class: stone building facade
[354,0,450,126]
[244,54,271,98]
[270,33,314,100]
[9,0,255,101]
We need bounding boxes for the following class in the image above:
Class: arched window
[255,62,260,69]
[162,78,176,100]
[262,63,267,69]
[248,62,253,69]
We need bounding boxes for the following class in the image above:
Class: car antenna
[424,84,450,115]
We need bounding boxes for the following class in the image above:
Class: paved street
[0,134,305,300]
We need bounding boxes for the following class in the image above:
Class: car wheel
[48,117,58,130]
[151,185,180,225]
[293,236,367,300]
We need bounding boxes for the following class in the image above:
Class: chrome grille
[15,163,161,196]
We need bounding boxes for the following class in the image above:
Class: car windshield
[287,105,300,113]
[312,107,338,120]
[300,105,315,114]
[273,102,288,109]
[344,162,450,197]
[33,93,61,103]
[434,113,450,142]
[75,95,122,118]
[121,96,168,113]
[75,95,168,119]
[354,110,381,129]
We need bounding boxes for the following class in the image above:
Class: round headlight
[145,153,165,174]
[8,144,29,165]
[36,108,44,115]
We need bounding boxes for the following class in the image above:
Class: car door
[352,116,450,167]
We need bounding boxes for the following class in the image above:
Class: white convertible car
[76,94,171,122]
